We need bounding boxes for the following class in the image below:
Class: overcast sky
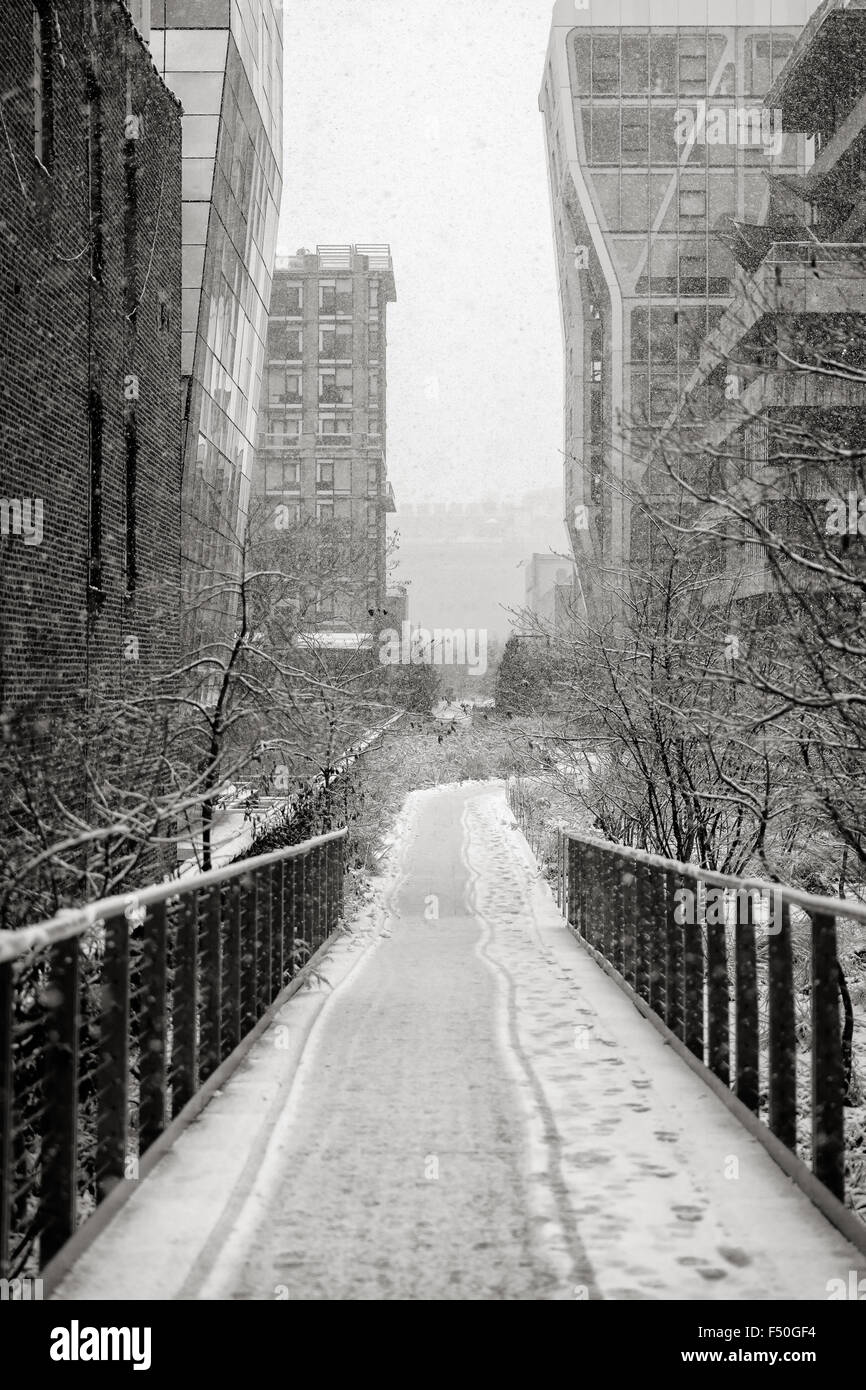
[279,0,564,508]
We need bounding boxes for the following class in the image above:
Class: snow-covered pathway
[55,784,864,1301]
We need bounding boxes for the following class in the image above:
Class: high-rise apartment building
[540,0,819,622]
[655,0,866,615]
[141,1,283,627]
[252,246,397,630]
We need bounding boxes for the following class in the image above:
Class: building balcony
[677,242,866,404]
[701,368,866,450]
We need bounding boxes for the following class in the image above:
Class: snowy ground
[55,784,865,1301]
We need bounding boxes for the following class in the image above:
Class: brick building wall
[0,0,183,723]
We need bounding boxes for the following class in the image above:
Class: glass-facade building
[143,1,283,617]
[540,0,819,620]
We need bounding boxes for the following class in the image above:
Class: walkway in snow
[55,784,864,1301]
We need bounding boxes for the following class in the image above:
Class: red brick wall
[0,0,183,719]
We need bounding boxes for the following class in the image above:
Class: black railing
[508,785,866,1231]
[0,829,346,1278]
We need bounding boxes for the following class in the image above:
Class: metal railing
[507,784,865,1220]
[0,829,347,1278]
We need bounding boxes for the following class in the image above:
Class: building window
[272,325,302,358]
[319,416,352,439]
[621,110,648,164]
[267,416,301,440]
[367,461,379,492]
[368,281,379,311]
[680,250,707,294]
[679,186,707,225]
[319,367,352,404]
[747,38,773,95]
[316,502,335,524]
[650,35,676,95]
[589,109,619,165]
[368,369,379,401]
[266,459,300,491]
[592,35,619,94]
[281,282,303,315]
[316,460,334,490]
[32,3,53,169]
[679,41,707,93]
[320,323,352,358]
[319,278,352,314]
[269,369,302,404]
[630,307,648,362]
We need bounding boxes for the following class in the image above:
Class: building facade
[525,554,575,630]
[252,246,397,630]
[657,0,866,616]
[540,0,819,623]
[0,0,183,717]
[142,1,283,631]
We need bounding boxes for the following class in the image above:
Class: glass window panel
[592,173,619,228]
[621,175,649,230]
[164,30,229,68]
[679,183,707,225]
[165,71,224,114]
[678,306,707,360]
[748,37,773,96]
[182,114,220,158]
[590,109,619,164]
[592,35,620,95]
[572,34,591,95]
[630,307,648,362]
[621,109,649,164]
[650,35,676,95]
[621,35,648,95]
[650,108,678,165]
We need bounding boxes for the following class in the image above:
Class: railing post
[240,872,258,1035]
[646,863,666,1018]
[768,899,796,1148]
[39,938,80,1264]
[664,869,683,1038]
[810,911,845,1200]
[334,835,345,925]
[706,887,730,1087]
[258,866,272,1013]
[734,890,759,1113]
[634,859,653,1004]
[288,856,302,977]
[223,880,242,1054]
[172,895,198,1115]
[682,890,704,1062]
[139,901,168,1153]
[566,839,579,935]
[0,961,13,1278]
[621,860,637,987]
[275,860,287,992]
[199,885,222,1083]
[96,912,130,1202]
